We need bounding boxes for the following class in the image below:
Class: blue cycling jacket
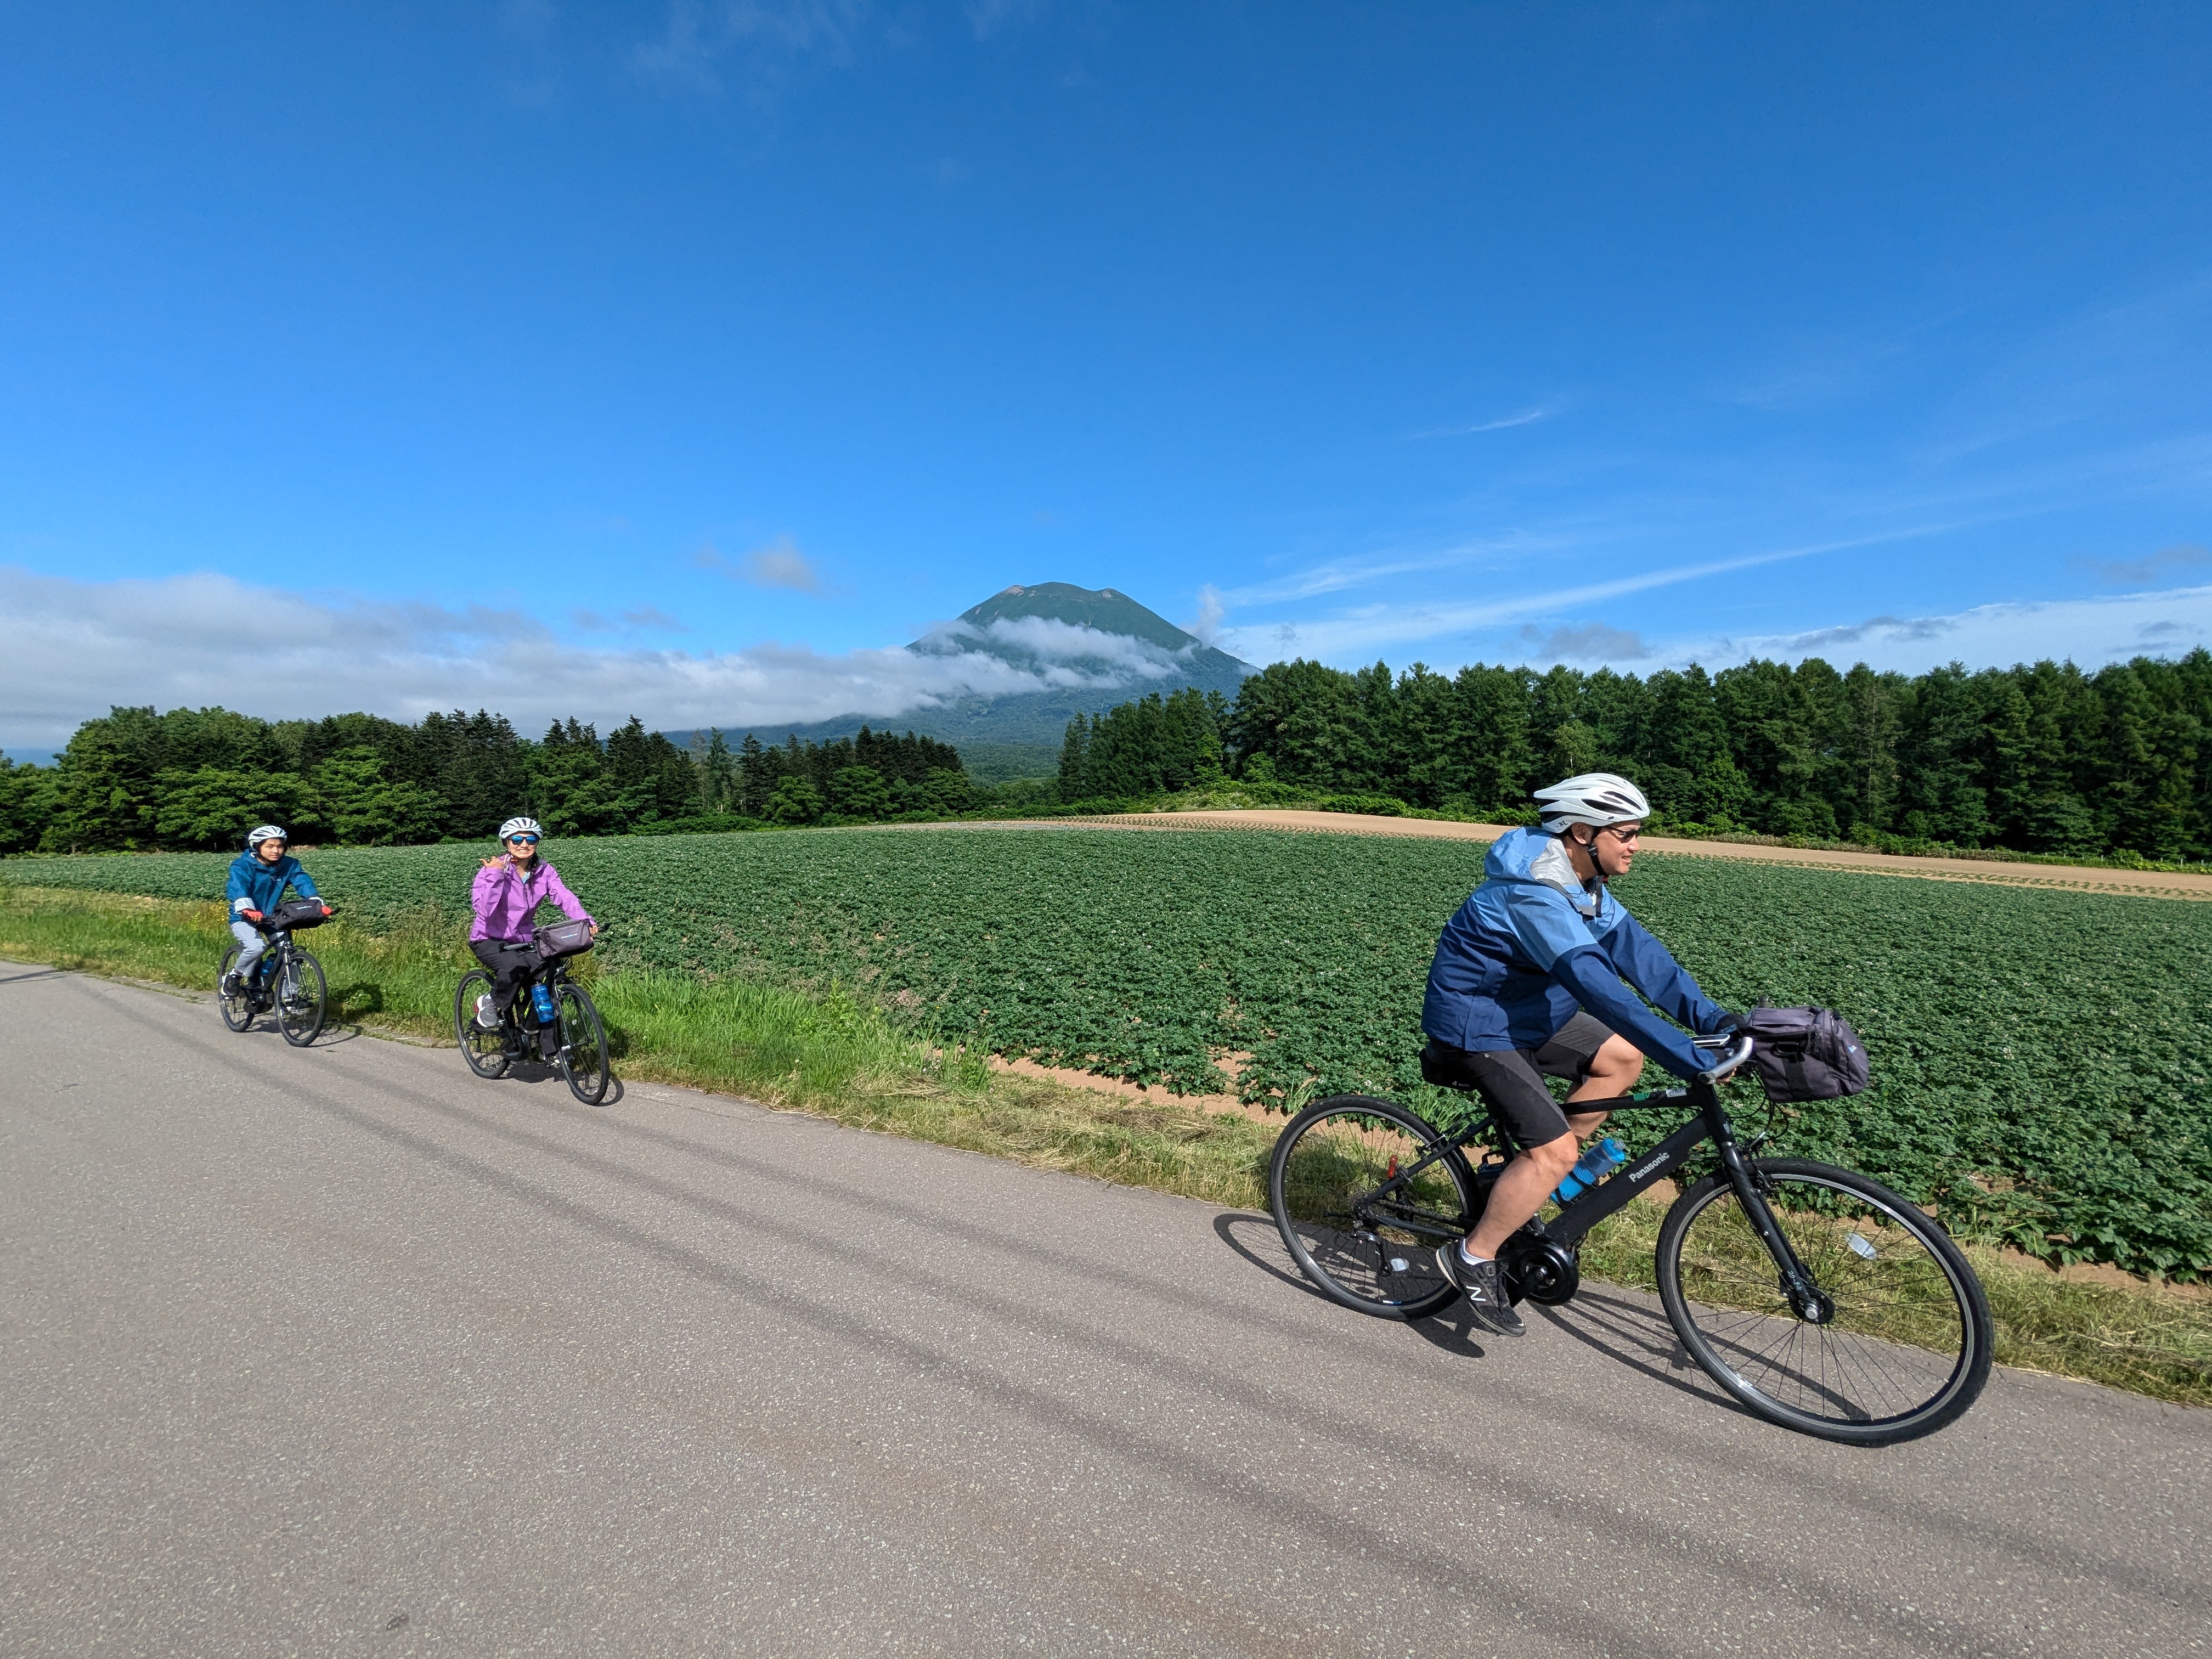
[224,851,320,920]
[1420,826,1730,1080]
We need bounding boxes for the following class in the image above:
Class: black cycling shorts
[1423,1012,1616,1149]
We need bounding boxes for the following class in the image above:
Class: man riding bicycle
[220,825,329,1001]
[470,816,595,1057]
[1423,773,1745,1336]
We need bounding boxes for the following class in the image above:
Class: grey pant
[228,919,270,978]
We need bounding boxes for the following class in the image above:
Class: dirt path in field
[992,808,2212,900]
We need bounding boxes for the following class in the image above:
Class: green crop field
[9,825,2209,1279]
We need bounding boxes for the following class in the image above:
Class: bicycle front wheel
[555,983,610,1104]
[1268,1095,1475,1319]
[454,969,511,1079]
[1657,1158,1993,1445]
[217,944,255,1032]
[277,947,326,1046]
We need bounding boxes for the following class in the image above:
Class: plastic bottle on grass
[1551,1136,1627,1205]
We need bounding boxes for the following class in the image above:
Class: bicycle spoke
[1660,1161,1990,1442]
[1269,1097,1472,1319]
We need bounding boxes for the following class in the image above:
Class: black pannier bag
[270,898,328,931]
[1740,1005,1870,1103]
[535,918,594,959]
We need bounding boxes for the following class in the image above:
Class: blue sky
[4,1,2211,752]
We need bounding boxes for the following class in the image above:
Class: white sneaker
[474,993,500,1031]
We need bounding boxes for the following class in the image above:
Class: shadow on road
[0,968,68,988]
[1534,1286,1747,1413]
[1211,1211,1492,1357]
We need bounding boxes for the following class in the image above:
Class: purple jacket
[470,857,592,945]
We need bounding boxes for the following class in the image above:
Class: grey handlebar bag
[1739,1005,1870,1102]
[535,918,594,959]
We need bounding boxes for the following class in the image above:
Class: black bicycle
[1268,1034,1993,1445]
[453,926,610,1106]
[217,899,330,1047]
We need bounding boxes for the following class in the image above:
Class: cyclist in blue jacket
[219,825,328,1001]
[1423,773,1744,1336]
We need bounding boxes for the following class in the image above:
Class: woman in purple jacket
[469,815,596,1035]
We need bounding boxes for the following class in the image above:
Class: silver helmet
[245,824,287,850]
[1532,773,1650,831]
[498,816,544,840]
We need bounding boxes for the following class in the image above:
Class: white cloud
[0,567,1207,748]
[1404,408,1553,439]
[691,535,828,593]
[1186,583,1224,645]
[630,0,868,95]
[1708,585,2212,675]
[1216,542,1831,662]
[1521,622,1647,663]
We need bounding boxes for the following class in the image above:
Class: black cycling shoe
[1436,1243,1526,1338]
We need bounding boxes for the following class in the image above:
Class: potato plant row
[10,826,2208,1278]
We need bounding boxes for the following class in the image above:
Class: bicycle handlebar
[1696,1033,1757,1083]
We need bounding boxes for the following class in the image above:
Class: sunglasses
[507,835,540,845]
[1602,826,1643,843]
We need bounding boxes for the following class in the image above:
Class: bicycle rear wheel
[217,944,255,1032]
[554,983,610,1105]
[276,947,326,1046]
[1656,1158,1993,1445]
[454,969,511,1079]
[1268,1095,1475,1319]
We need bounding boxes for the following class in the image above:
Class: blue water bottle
[1551,1136,1627,1205]
[531,983,556,1025]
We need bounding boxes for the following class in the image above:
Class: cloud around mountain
[0,566,1245,748]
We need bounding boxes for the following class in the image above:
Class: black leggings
[471,939,543,1017]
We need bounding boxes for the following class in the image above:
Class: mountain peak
[942,581,1203,655]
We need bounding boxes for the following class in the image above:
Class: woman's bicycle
[453,923,611,1106]
[217,900,330,1047]
[1267,1034,1993,1446]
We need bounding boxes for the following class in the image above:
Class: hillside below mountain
[680,583,1255,776]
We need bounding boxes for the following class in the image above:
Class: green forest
[1058,651,2212,862]
[0,704,976,854]
[10,645,2210,862]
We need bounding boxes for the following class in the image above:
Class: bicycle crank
[1499,1235,1580,1306]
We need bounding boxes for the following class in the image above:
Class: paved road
[3,965,2207,1657]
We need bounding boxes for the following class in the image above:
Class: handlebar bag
[1740,1005,1869,1102]
[270,898,328,932]
[535,918,594,959]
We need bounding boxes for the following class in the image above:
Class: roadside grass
[4,881,2203,1409]
[1578,1195,2210,1406]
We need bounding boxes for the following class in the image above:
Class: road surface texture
[4,964,2207,1657]
[1022,810,2212,901]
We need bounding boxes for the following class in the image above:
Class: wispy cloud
[693,535,826,593]
[1404,407,1553,440]
[0,567,1216,748]
[1184,583,1225,645]
[630,0,868,97]
[1218,532,1561,608]
[1520,622,1647,663]
[1220,529,1938,663]
[1704,584,2212,674]
[2080,541,2211,586]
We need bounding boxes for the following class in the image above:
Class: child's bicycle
[217,899,331,1047]
[453,922,611,1105]
[1267,1034,1993,1446]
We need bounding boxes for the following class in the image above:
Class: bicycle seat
[1418,1041,1477,1091]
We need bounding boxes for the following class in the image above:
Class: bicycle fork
[1716,1136,1832,1324]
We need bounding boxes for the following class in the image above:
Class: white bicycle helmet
[1532,772,1651,831]
[498,816,544,840]
[246,824,287,850]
